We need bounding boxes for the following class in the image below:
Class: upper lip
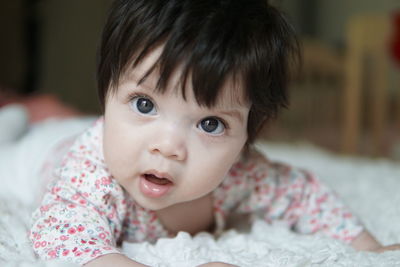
[142,169,175,183]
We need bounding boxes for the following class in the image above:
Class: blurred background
[0,0,399,159]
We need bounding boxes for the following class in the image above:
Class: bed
[0,115,399,266]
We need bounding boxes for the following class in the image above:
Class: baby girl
[30,0,400,266]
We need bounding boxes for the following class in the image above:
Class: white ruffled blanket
[0,117,399,267]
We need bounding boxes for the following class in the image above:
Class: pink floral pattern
[30,118,364,265]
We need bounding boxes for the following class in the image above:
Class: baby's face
[102,48,250,211]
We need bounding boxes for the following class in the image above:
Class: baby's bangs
[153,46,248,108]
[135,1,251,108]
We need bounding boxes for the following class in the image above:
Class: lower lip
[139,176,172,198]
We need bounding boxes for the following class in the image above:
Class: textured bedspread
[0,118,399,266]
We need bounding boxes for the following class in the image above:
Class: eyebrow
[218,109,245,124]
[122,71,155,88]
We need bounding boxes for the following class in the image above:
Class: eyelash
[127,92,153,104]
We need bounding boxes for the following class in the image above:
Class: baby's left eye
[198,117,226,135]
[130,96,157,116]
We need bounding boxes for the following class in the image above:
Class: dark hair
[97,0,299,143]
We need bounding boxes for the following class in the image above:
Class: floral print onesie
[30,118,364,265]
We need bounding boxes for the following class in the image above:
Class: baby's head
[96,0,298,209]
[97,0,298,144]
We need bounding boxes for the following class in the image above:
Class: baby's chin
[131,192,203,212]
[128,189,176,211]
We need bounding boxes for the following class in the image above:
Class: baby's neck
[155,193,215,236]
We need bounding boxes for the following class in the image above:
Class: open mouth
[139,172,174,198]
[143,173,173,185]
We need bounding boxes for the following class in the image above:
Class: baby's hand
[351,231,400,253]
[196,262,238,267]
[373,244,400,253]
[84,253,148,266]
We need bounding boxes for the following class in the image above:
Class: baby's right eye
[130,96,157,115]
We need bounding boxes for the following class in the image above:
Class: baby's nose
[148,127,187,161]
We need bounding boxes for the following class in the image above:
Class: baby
[29,0,400,266]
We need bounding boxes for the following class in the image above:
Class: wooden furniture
[342,14,394,155]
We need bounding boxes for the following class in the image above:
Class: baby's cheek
[103,141,125,177]
[105,153,132,181]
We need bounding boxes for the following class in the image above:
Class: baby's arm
[287,169,400,252]
[234,151,400,253]
[29,120,132,264]
[30,158,126,263]
[351,230,400,252]
[30,187,123,264]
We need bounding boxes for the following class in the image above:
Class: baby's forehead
[206,78,249,109]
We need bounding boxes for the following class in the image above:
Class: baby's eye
[130,96,157,115]
[198,117,226,135]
